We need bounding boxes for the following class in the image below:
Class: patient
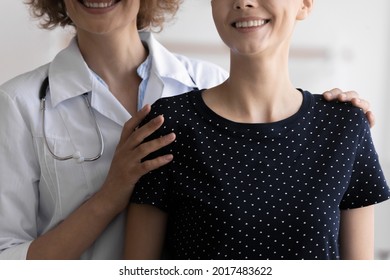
[124,0,390,260]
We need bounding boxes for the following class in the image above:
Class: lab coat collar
[48,38,93,107]
[140,32,196,87]
[48,38,130,126]
[47,33,198,124]
[139,32,197,104]
[49,34,197,106]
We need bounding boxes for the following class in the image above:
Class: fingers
[352,99,375,128]
[125,114,166,150]
[323,89,370,111]
[323,89,375,128]
[120,105,151,143]
[107,115,176,188]
[323,88,359,102]
[121,110,176,170]
[138,153,174,176]
[350,97,371,113]
[323,88,343,101]
[365,111,376,128]
[101,106,176,211]
[123,131,176,184]
[135,132,176,162]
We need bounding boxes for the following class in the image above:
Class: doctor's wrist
[92,182,133,217]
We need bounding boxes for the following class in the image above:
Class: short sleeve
[340,119,390,209]
[130,167,171,212]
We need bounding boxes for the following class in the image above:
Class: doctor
[0,0,374,259]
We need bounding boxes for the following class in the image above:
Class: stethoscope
[39,77,104,163]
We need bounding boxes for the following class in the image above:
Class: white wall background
[1,0,389,259]
[0,0,68,84]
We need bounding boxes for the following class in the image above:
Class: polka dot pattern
[131,90,390,260]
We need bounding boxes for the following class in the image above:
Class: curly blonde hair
[25,0,182,31]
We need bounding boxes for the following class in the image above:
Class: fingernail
[153,115,163,123]
[166,133,176,141]
[340,93,347,100]
[164,154,174,161]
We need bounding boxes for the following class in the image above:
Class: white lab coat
[0,32,227,259]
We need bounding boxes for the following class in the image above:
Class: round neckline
[191,89,312,138]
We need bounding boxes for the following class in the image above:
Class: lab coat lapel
[50,38,131,127]
[90,80,131,127]
[49,38,92,107]
[141,73,164,108]
[138,32,196,107]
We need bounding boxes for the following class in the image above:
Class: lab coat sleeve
[0,89,40,260]
[0,242,32,260]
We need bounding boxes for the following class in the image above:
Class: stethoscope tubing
[39,77,104,162]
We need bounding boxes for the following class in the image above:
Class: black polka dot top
[130,89,390,260]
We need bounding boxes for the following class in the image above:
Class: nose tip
[234,2,255,10]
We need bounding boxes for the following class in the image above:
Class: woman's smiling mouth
[233,19,271,28]
[79,0,121,9]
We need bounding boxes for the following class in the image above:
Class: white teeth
[235,19,268,28]
[83,1,114,8]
